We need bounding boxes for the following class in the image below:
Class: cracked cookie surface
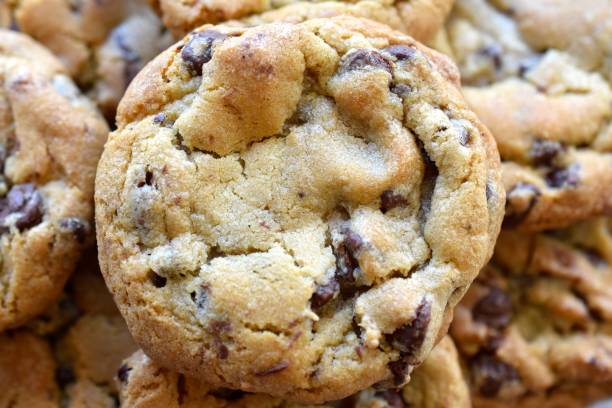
[96,16,503,402]
[451,217,612,407]
[118,336,470,408]
[149,0,455,43]
[439,0,612,231]
[0,30,108,331]
[0,253,137,408]
[4,0,173,119]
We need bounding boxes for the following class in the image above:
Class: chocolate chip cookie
[9,0,173,119]
[150,0,455,43]
[0,252,138,407]
[118,336,470,408]
[441,0,612,230]
[451,217,612,407]
[0,30,108,332]
[96,16,504,402]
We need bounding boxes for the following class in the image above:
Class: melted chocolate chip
[210,388,247,401]
[503,183,541,227]
[334,230,364,297]
[181,30,227,75]
[470,351,518,398]
[478,44,503,71]
[375,389,407,408]
[117,364,132,383]
[383,45,417,61]
[387,300,431,357]
[473,287,512,330]
[56,365,76,388]
[150,272,167,288]
[254,361,289,377]
[545,164,580,188]
[380,190,408,213]
[340,49,393,74]
[0,183,44,232]
[529,139,565,166]
[59,217,88,243]
[388,359,410,387]
[310,278,340,310]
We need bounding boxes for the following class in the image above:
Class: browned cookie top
[96,16,503,402]
[5,0,173,119]
[0,30,108,332]
[441,0,612,230]
[451,217,612,406]
[150,0,455,43]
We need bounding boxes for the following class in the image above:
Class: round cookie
[117,336,470,408]
[450,217,612,407]
[441,0,612,231]
[9,0,173,119]
[0,253,138,408]
[0,30,108,332]
[96,16,504,402]
[149,0,455,43]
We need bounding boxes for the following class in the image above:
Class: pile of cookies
[0,0,609,407]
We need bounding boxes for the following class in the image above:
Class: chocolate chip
[375,389,407,408]
[181,30,227,75]
[529,139,565,166]
[0,183,44,232]
[254,361,289,377]
[352,316,363,338]
[451,119,470,146]
[218,344,229,359]
[210,388,247,401]
[584,250,607,267]
[473,287,512,330]
[485,181,495,202]
[388,359,410,387]
[117,364,132,383]
[68,0,82,13]
[191,284,209,309]
[503,183,541,227]
[56,365,76,387]
[137,171,154,188]
[340,49,393,74]
[390,83,412,96]
[380,190,408,213]
[112,29,140,85]
[470,351,518,398]
[387,300,431,357]
[59,217,88,243]
[418,146,439,226]
[478,44,502,71]
[310,278,340,310]
[334,229,364,297]
[177,374,187,404]
[150,272,167,288]
[153,113,166,124]
[545,164,580,188]
[383,45,417,61]
[209,320,231,333]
